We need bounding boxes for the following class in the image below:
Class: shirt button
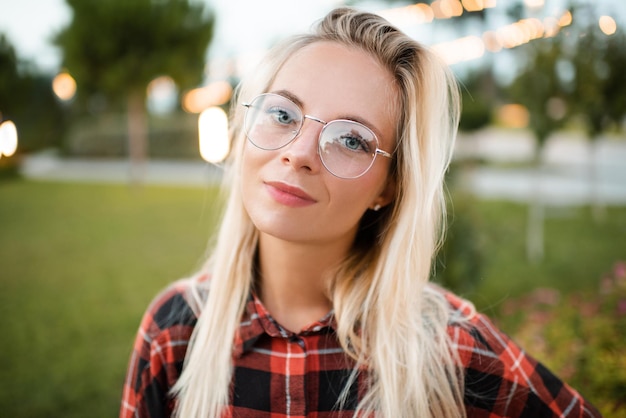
[290,336,305,348]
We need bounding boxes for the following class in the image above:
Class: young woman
[121,8,600,418]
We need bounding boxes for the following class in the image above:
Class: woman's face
[241,41,397,250]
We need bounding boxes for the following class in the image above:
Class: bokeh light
[432,0,464,19]
[461,0,484,12]
[558,11,573,27]
[52,72,77,101]
[182,81,233,114]
[198,106,229,163]
[0,120,18,158]
[146,76,177,115]
[434,36,485,64]
[599,16,617,35]
[497,104,530,129]
[524,0,545,9]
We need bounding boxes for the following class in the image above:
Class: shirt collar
[233,291,337,358]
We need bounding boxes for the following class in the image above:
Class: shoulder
[120,276,209,417]
[433,286,601,417]
[139,277,201,342]
[430,285,518,362]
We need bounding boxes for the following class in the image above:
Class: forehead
[269,41,398,145]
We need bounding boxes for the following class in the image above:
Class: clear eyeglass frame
[242,93,392,179]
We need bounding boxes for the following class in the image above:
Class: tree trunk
[589,137,606,223]
[526,145,545,264]
[127,90,148,184]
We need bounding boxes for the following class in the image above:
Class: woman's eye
[268,107,295,125]
[340,134,369,152]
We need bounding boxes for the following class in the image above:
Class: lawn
[0,180,220,417]
[0,179,624,417]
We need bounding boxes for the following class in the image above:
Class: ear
[370,176,396,210]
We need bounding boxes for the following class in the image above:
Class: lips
[264,181,317,207]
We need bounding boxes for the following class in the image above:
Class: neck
[256,233,352,333]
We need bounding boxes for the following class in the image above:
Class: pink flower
[532,288,560,306]
[600,277,613,295]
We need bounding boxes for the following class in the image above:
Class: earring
[373,204,381,211]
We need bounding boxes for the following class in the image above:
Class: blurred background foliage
[0,35,67,154]
[1,0,625,416]
[53,0,214,181]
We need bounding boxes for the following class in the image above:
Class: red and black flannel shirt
[120,278,601,418]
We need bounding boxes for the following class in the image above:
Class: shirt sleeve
[120,280,197,418]
[451,311,602,418]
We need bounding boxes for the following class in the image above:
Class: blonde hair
[173,7,466,417]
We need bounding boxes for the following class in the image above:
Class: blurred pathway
[455,129,626,205]
[19,129,626,205]
[20,150,222,187]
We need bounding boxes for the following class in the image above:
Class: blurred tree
[0,34,19,102]
[602,33,626,129]
[507,36,568,263]
[567,16,626,221]
[0,34,67,158]
[458,69,496,132]
[55,0,214,183]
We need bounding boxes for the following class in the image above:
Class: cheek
[327,177,380,216]
[241,143,271,178]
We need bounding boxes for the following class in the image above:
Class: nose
[281,118,323,174]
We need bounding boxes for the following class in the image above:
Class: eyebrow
[269,89,386,140]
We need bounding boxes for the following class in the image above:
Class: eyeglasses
[242,93,392,179]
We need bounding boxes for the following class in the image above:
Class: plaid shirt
[120,278,601,418]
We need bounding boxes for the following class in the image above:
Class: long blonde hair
[173,7,466,417]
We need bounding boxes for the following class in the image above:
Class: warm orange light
[462,0,484,12]
[432,0,463,18]
[482,31,503,52]
[497,104,529,129]
[526,18,545,39]
[498,25,525,48]
[543,17,561,38]
[599,16,617,35]
[413,3,434,22]
[390,3,434,25]
[182,81,233,114]
[0,120,18,157]
[52,72,77,101]
[514,21,532,44]
[433,36,485,64]
[198,107,229,163]
[443,0,464,17]
[558,11,572,27]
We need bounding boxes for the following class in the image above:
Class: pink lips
[265,181,317,207]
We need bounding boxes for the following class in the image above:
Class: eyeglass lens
[244,93,380,178]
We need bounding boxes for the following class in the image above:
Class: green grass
[0,179,624,417]
[0,180,220,417]
[464,201,626,313]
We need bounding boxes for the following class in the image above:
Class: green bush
[434,192,484,294]
[0,154,21,179]
[499,262,626,417]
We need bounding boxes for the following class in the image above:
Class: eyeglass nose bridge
[289,114,327,145]
[303,114,326,126]
[293,114,326,138]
